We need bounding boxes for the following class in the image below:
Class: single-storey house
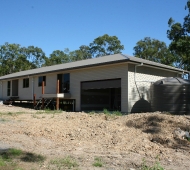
[0,54,188,113]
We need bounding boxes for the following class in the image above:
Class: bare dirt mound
[0,105,190,169]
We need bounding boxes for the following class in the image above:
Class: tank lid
[154,77,190,85]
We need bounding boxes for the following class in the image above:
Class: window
[38,76,46,86]
[23,78,29,88]
[7,81,11,96]
[63,73,70,92]
[57,73,70,93]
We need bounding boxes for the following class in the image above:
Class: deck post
[42,81,44,109]
[33,94,36,107]
[56,79,59,110]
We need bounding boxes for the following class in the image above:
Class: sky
[0,0,188,57]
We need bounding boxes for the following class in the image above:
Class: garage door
[81,79,121,111]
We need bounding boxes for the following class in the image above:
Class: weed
[7,112,13,116]
[103,109,122,116]
[0,156,6,166]
[0,148,45,170]
[103,108,110,115]
[50,156,78,169]
[112,110,122,116]
[88,110,95,115]
[9,148,22,157]
[93,157,103,167]
[141,158,164,170]
[1,148,22,161]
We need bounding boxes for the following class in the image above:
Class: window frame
[63,73,70,93]
[38,76,46,87]
[7,81,11,96]
[23,78,29,88]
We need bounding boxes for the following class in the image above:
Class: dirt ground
[0,104,190,170]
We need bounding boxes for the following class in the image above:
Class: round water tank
[150,77,190,115]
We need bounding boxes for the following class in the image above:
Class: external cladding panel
[33,73,57,100]
[1,81,10,100]
[18,77,33,100]
[70,63,128,112]
[128,64,177,113]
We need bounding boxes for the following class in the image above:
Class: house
[0,54,187,113]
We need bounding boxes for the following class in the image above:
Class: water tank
[150,77,190,115]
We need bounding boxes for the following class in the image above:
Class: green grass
[50,156,78,169]
[112,110,122,116]
[0,148,46,170]
[141,158,164,170]
[9,148,22,156]
[88,110,96,114]
[103,108,110,115]
[0,156,6,166]
[103,109,122,116]
[1,148,22,161]
[92,157,103,167]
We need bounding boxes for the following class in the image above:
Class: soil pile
[0,105,190,170]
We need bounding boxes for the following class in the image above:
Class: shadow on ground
[0,148,45,162]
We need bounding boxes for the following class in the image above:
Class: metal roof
[0,54,187,80]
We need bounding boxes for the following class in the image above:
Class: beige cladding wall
[0,74,57,100]
[1,81,9,100]
[18,77,32,100]
[128,64,177,113]
[2,81,9,100]
[32,73,57,99]
[70,63,128,112]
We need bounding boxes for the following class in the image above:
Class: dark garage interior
[81,79,121,111]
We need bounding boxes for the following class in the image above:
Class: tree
[0,43,45,76]
[23,46,46,68]
[89,34,124,58]
[133,37,174,66]
[167,0,190,70]
[44,50,70,66]
[70,45,92,61]
[0,43,35,75]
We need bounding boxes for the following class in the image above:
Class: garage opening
[81,79,121,111]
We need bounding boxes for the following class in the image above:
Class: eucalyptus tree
[89,34,124,58]
[167,0,190,70]
[133,37,174,66]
